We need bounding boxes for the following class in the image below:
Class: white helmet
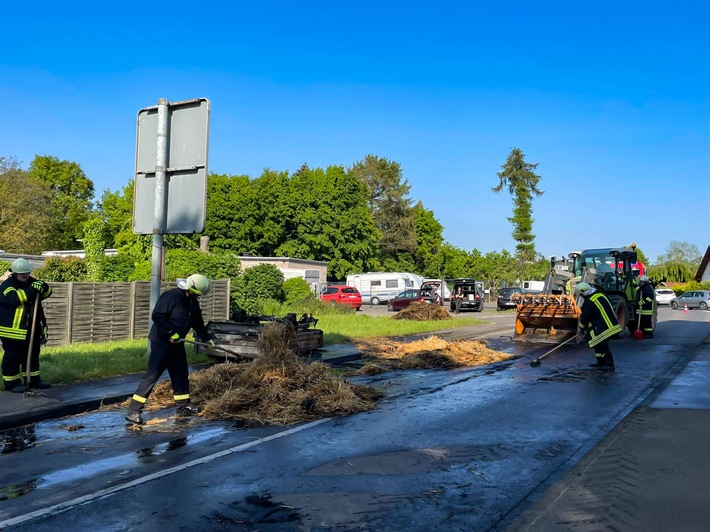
[638,275,649,283]
[10,258,33,274]
[177,274,211,296]
[575,281,596,296]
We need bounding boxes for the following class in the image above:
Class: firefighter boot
[176,403,201,416]
[125,411,144,425]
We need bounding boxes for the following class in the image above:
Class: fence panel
[42,279,230,347]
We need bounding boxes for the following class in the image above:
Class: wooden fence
[41,279,231,347]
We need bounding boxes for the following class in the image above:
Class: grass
[0,307,487,385]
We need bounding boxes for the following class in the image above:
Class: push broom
[530,334,581,367]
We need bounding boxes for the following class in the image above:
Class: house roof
[695,246,710,282]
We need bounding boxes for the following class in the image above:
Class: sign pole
[148,98,170,342]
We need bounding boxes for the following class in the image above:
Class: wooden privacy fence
[41,279,231,347]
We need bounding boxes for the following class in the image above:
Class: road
[0,306,707,531]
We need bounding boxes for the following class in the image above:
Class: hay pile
[393,301,451,321]
[146,323,382,425]
[351,335,513,372]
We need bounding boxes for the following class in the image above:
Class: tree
[0,156,54,254]
[348,155,417,264]
[492,148,543,270]
[413,201,444,276]
[652,240,702,283]
[28,155,95,250]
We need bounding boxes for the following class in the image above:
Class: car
[387,289,442,311]
[497,287,525,311]
[320,285,362,310]
[449,279,485,312]
[669,290,710,311]
[655,288,676,306]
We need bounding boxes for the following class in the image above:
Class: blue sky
[1,1,708,263]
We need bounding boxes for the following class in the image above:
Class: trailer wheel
[371,297,380,306]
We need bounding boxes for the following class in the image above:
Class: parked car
[320,285,362,310]
[497,287,525,311]
[449,279,485,312]
[669,290,710,310]
[655,288,676,306]
[387,289,442,311]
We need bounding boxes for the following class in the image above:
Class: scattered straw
[132,322,382,426]
[351,335,513,372]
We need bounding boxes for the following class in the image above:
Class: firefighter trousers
[593,338,615,367]
[129,341,191,413]
[1,337,41,390]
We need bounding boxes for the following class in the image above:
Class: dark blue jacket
[148,288,210,344]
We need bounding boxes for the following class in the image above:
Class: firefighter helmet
[9,258,33,274]
[575,281,596,296]
[185,274,211,296]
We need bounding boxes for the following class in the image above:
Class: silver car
[670,290,710,310]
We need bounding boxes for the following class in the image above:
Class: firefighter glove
[170,332,181,343]
[208,340,216,349]
[32,280,47,292]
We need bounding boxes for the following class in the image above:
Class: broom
[530,334,581,367]
[633,307,643,340]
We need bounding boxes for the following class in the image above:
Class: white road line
[0,418,330,529]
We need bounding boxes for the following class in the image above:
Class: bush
[284,277,318,306]
[34,257,87,282]
[233,264,285,315]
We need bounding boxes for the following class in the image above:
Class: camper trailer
[346,272,424,305]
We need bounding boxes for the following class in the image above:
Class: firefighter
[637,276,655,338]
[126,274,215,425]
[575,282,621,371]
[0,258,52,392]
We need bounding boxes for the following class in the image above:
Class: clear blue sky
[2,1,708,263]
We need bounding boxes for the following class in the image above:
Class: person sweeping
[576,282,621,371]
[125,274,215,425]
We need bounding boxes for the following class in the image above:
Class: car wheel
[671,301,678,309]
[387,302,394,311]
[355,306,361,311]
[329,300,337,307]
[371,297,380,306]
[701,302,708,310]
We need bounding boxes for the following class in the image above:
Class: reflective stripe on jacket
[638,283,655,315]
[579,291,622,347]
[0,276,51,341]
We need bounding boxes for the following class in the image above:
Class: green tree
[349,154,416,265]
[28,155,95,250]
[277,165,379,280]
[492,148,543,270]
[413,201,444,276]
[83,217,105,281]
[652,240,702,284]
[0,156,54,253]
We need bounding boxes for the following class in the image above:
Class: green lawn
[1,313,486,384]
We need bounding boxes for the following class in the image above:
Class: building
[694,246,710,282]
[238,255,327,291]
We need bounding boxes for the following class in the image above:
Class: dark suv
[449,279,484,312]
[497,287,524,310]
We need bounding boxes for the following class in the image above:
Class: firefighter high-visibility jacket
[0,276,52,341]
[578,291,622,347]
[638,283,655,315]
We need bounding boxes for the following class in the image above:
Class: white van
[346,272,424,305]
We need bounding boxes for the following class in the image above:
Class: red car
[320,285,362,310]
[387,289,443,311]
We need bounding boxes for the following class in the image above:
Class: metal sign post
[133,98,210,343]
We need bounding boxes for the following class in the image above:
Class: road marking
[0,418,330,529]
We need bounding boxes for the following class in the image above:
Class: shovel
[177,338,244,360]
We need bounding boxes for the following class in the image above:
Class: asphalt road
[0,306,706,531]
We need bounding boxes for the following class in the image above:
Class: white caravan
[346,272,424,305]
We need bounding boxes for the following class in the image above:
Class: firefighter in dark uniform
[637,275,655,338]
[125,274,215,424]
[0,258,52,392]
[576,281,621,371]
